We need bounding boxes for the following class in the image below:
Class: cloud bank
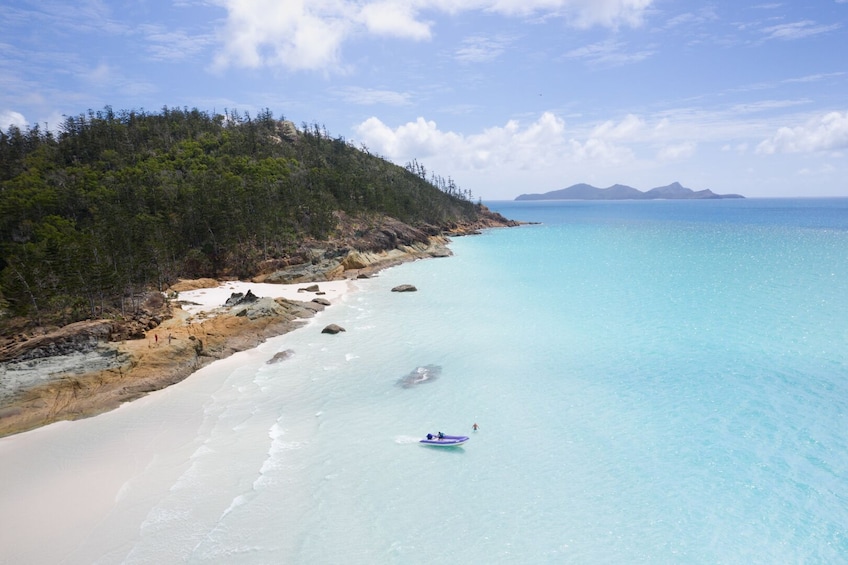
[212,0,655,71]
[757,111,848,154]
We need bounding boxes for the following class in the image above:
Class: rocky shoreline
[0,211,519,437]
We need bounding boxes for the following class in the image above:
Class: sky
[1,1,847,200]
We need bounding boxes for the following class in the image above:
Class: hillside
[0,106,513,335]
[516,181,744,201]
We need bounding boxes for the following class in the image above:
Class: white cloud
[454,35,514,63]
[339,87,412,106]
[761,20,841,41]
[567,137,635,163]
[141,25,214,62]
[356,112,568,169]
[212,0,655,71]
[0,110,28,130]
[564,0,654,29]
[212,1,352,71]
[562,39,654,66]
[657,141,695,161]
[355,111,658,174]
[757,111,848,154]
[359,2,432,39]
[590,113,645,140]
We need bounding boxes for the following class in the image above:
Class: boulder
[312,297,331,306]
[391,284,417,292]
[321,324,346,334]
[225,289,259,307]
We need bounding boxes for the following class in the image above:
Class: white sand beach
[0,279,359,563]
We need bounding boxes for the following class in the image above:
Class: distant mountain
[515,182,744,201]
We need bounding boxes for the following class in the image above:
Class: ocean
[1,198,847,564]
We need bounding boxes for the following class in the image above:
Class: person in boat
[437,432,444,439]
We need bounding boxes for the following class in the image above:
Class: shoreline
[0,279,351,438]
[0,257,422,438]
[0,210,521,438]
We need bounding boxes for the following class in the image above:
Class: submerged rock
[267,349,295,364]
[397,364,441,388]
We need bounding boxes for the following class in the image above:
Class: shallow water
[1,198,847,564]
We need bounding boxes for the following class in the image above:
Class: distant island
[515,182,744,201]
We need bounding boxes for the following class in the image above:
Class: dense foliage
[0,106,480,326]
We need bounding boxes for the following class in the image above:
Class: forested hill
[0,106,502,329]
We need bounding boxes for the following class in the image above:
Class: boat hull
[419,434,469,447]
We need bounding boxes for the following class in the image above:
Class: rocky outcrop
[225,289,259,307]
[0,295,326,437]
[391,284,417,292]
[252,209,516,284]
[0,320,115,363]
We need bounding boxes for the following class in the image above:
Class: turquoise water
[3,198,848,563]
[212,198,848,563]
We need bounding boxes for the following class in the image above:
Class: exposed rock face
[253,214,472,284]
[392,284,417,292]
[0,320,115,363]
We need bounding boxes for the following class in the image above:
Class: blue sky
[2,1,847,199]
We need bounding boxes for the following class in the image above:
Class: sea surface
[2,198,848,564]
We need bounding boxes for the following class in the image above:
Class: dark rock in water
[312,297,331,306]
[391,284,417,292]
[225,289,259,307]
[322,324,345,334]
[397,364,441,388]
[267,349,295,364]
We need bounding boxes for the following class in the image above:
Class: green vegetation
[0,106,481,327]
